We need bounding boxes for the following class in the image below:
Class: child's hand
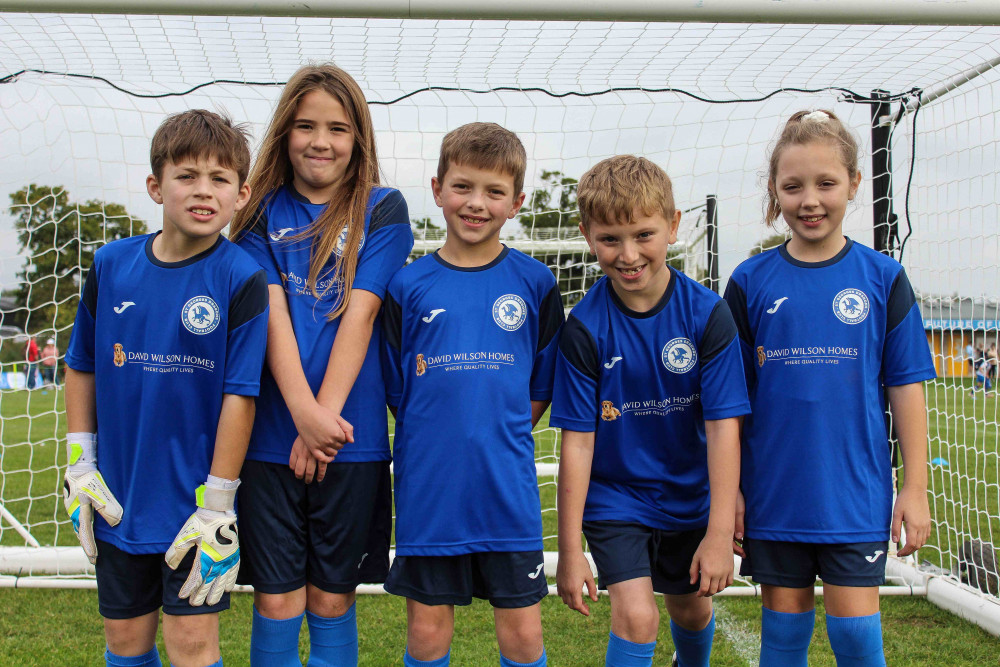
[690,531,735,597]
[892,484,931,557]
[733,489,746,557]
[290,401,348,461]
[557,549,598,616]
[289,436,328,483]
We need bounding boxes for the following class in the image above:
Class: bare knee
[495,606,544,663]
[162,613,219,667]
[407,603,454,661]
[611,600,660,644]
[255,588,307,620]
[664,594,712,632]
[104,612,158,657]
[306,586,356,618]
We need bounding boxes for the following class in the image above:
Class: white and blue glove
[62,433,123,564]
[165,475,240,607]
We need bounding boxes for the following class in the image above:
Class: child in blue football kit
[63,110,269,667]
[723,110,936,666]
[382,122,563,667]
[228,64,413,666]
[552,156,747,667]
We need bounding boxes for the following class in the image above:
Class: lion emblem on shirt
[757,345,766,368]
[113,343,125,367]
[600,400,621,421]
[415,353,427,377]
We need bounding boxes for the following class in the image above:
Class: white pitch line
[714,600,760,667]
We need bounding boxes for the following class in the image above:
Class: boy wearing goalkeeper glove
[63,109,268,667]
[551,156,748,667]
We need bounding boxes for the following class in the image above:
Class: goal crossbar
[2,0,1000,25]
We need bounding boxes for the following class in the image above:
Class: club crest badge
[333,226,365,256]
[415,353,427,376]
[662,337,697,374]
[833,288,869,325]
[600,400,621,421]
[757,345,766,367]
[493,294,527,331]
[113,343,125,367]
[181,296,220,335]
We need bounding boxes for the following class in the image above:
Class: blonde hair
[437,123,526,194]
[577,155,675,228]
[765,109,861,227]
[150,109,251,184]
[230,64,379,319]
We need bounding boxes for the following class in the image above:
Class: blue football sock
[670,612,714,667]
[105,647,160,667]
[306,603,358,667]
[170,661,222,667]
[251,606,304,666]
[825,612,886,666]
[605,631,655,667]
[760,607,814,667]
[403,648,450,666]
[500,647,547,666]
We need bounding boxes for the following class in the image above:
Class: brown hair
[437,123,527,194]
[577,155,675,228]
[229,64,379,319]
[765,109,861,226]
[150,109,251,184]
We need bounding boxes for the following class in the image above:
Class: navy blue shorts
[95,539,228,619]
[583,521,707,595]
[385,551,548,608]
[237,459,392,594]
[739,538,889,588]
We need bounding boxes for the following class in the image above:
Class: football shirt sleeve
[223,269,269,396]
[234,208,283,286]
[529,283,565,401]
[65,253,101,372]
[381,286,405,408]
[550,314,600,432]
[722,275,757,391]
[353,190,414,298]
[882,267,936,386]
[699,300,751,420]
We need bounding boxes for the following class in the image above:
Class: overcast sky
[0,15,998,302]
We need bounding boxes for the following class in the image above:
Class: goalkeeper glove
[165,475,240,607]
[62,432,123,564]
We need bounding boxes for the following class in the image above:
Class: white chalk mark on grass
[714,600,760,667]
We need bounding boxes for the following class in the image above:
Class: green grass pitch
[1,381,999,664]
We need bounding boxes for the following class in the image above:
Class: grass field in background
[1,380,1000,664]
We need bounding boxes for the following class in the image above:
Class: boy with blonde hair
[552,155,748,667]
[64,109,269,667]
[382,122,564,667]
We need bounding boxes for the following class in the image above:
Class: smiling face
[772,139,861,261]
[146,155,250,252]
[582,208,681,313]
[287,89,356,204]
[432,162,525,265]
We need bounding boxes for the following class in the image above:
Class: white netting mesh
[0,16,997,613]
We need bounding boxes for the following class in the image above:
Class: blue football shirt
[235,185,413,464]
[65,234,269,554]
[724,239,936,543]
[382,248,564,555]
[550,269,750,530]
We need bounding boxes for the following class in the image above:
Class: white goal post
[0,3,999,638]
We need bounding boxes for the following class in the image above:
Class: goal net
[0,11,997,629]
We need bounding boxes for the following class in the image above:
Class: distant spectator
[971,357,995,398]
[24,336,39,390]
[41,338,58,385]
[966,342,975,375]
[989,343,998,382]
